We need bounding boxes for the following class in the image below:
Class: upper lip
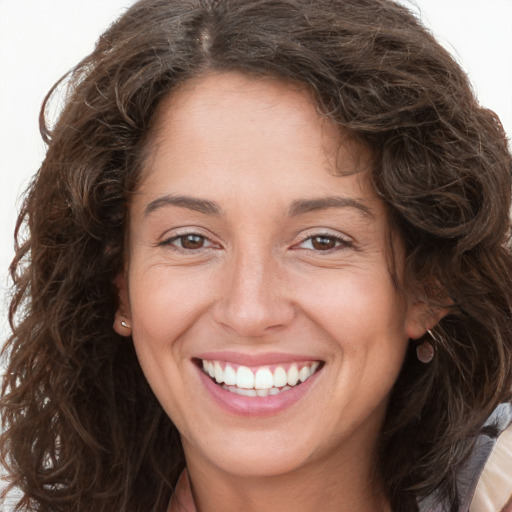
[195,351,322,366]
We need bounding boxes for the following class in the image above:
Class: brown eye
[296,233,352,252]
[179,234,206,249]
[160,232,217,252]
[311,236,337,250]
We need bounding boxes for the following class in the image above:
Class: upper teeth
[202,360,320,390]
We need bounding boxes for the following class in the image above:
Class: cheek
[128,265,217,346]
[294,267,409,342]
[125,268,213,426]
[295,267,411,400]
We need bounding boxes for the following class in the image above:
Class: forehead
[136,71,378,215]
[144,72,372,182]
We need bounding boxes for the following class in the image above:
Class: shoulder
[419,403,512,512]
[470,404,512,512]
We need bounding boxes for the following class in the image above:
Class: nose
[212,248,296,338]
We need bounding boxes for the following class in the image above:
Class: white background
[0,0,511,509]
[1,0,512,348]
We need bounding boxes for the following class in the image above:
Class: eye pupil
[181,234,204,249]
[311,236,336,250]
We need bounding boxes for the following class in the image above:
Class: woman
[1,0,511,511]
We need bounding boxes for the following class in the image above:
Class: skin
[115,72,431,511]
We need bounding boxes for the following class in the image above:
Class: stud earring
[416,329,437,363]
[121,320,130,329]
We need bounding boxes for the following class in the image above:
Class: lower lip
[197,366,320,417]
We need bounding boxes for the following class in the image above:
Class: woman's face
[116,72,427,478]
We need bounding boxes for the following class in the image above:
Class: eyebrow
[143,193,373,219]
[288,196,374,218]
[144,194,222,216]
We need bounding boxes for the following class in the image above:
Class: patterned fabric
[419,403,512,512]
[470,414,512,512]
[168,403,512,512]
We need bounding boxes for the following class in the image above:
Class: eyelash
[159,231,353,253]
[158,233,218,252]
[294,233,354,252]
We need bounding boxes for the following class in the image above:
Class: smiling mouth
[198,359,323,397]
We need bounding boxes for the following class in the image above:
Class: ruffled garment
[470,421,512,512]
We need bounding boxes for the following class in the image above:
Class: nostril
[211,278,295,337]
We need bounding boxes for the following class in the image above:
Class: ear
[113,272,132,337]
[405,298,450,340]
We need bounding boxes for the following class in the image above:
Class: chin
[185,426,327,479]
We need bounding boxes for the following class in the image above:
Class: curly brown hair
[2,0,512,511]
